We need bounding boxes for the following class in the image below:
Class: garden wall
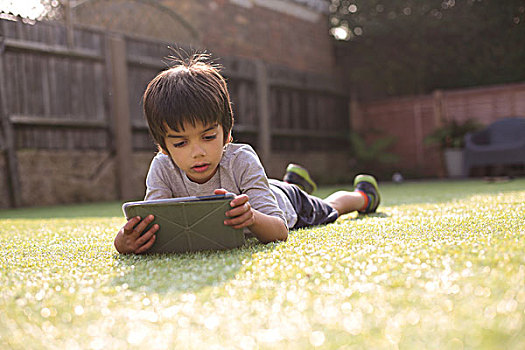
[15,150,155,206]
[11,148,351,209]
[353,82,525,177]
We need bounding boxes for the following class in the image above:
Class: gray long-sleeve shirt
[144,143,298,229]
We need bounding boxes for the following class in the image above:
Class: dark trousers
[270,180,339,230]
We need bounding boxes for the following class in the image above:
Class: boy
[114,54,380,254]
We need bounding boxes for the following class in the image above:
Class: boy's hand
[114,215,159,254]
[214,189,255,229]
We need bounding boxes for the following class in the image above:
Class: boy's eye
[203,134,217,141]
[172,141,186,148]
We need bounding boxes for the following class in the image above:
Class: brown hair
[143,53,234,151]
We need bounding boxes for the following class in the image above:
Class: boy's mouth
[192,163,210,173]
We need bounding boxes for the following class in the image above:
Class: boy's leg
[324,191,365,216]
[273,173,380,229]
[283,163,317,194]
[325,174,381,215]
[270,179,337,229]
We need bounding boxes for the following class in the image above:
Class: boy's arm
[229,145,289,229]
[215,189,288,243]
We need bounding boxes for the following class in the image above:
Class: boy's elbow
[261,222,288,243]
[279,224,289,242]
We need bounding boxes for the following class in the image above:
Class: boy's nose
[191,144,206,158]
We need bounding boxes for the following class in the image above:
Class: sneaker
[283,163,317,194]
[353,174,381,213]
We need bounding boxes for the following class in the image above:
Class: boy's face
[162,121,227,184]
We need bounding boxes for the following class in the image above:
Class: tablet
[122,194,245,254]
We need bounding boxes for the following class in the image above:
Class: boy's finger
[230,194,249,207]
[214,188,228,195]
[136,234,156,254]
[232,213,255,229]
[136,224,159,246]
[226,202,250,218]
[224,209,254,228]
[132,215,155,236]
[123,216,142,235]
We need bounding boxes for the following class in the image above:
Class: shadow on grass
[355,212,390,220]
[110,211,390,295]
[110,238,278,294]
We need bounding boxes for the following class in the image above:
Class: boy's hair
[143,53,234,151]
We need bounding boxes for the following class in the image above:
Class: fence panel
[1,18,109,152]
[125,37,166,152]
[0,16,350,208]
[270,86,349,152]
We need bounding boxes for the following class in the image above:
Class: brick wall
[1,148,350,209]
[191,0,335,74]
[354,82,525,178]
[73,0,335,75]
[6,150,155,208]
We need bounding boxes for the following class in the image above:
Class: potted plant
[424,119,482,177]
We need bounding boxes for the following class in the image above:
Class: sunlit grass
[1,179,524,349]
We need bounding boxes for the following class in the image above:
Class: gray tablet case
[122,194,245,254]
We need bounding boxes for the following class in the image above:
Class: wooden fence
[352,82,525,177]
[0,17,349,208]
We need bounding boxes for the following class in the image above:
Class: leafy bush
[424,119,482,149]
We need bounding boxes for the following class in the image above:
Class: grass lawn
[1,179,524,349]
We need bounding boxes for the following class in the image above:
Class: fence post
[432,90,446,177]
[433,89,444,126]
[0,34,22,208]
[64,0,75,48]
[413,101,424,166]
[349,90,362,131]
[255,60,271,165]
[107,35,134,200]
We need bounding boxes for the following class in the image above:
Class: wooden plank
[306,92,317,130]
[413,101,424,166]
[279,89,290,128]
[71,60,82,116]
[272,128,347,139]
[246,82,257,125]
[255,60,271,164]
[3,38,103,61]
[290,90,301,129]
[19,51,29,116]
[47,51,58,115]
[0,52,22,207]
[93,63,106,120]
[127,54,166,70]
[269,76,347,97]
[41,36,51,117]
[63,0,74,48]
[107,35,134,200]
[61,57,72,115]
[10,115,107,128]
